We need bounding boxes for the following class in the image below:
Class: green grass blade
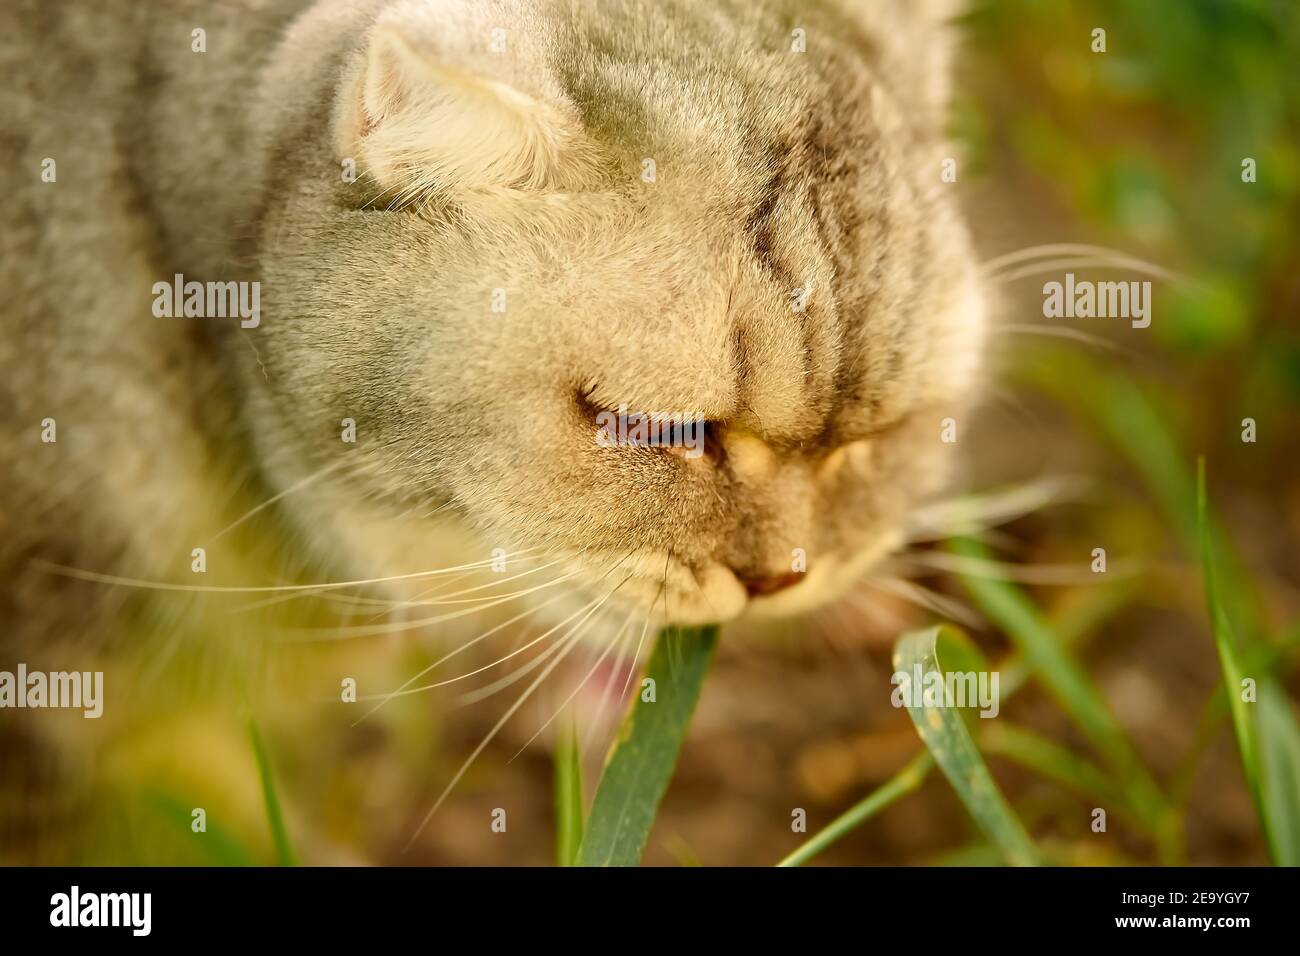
[780,574,1144,866]
[1198,460,1300,865]
[144,790,259,867]
[553,721,584,866]
[1199,461,1261,799]
[949,536,1170,837]
[950,538,1134,768]
[980,723,1128,813]
[780,608,1093,866]
[775,752,932,867]
[1255,691,1300,865]
[578,625,718,866]
[248,717,298,867]
[894,625,1039,866]
[928,843,1007,867]
[1017,347,1260,638]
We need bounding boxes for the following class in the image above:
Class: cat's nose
[735,570,804,598]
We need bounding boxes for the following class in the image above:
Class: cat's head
[241,0,985,626]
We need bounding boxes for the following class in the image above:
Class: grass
[776,753,932,867]
[565,385,1297,867]
[949,535,1179,859]
[248,717,298,867]
[145,789,259,867]
[1198,460,1300,865]
[575,625,718,866]
[195,387,1298,869]
[553,721,584,866]
[893,626,1040,866]
[570,483,1295,866]
[780,400,1295,865]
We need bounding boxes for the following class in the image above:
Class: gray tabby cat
[1,0,985,645]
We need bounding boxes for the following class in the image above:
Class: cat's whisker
[980,243,1189,282]
[898,549,1140,585]
[209,459,348,543]
[402,609,596,852]
[348,590,572,723]
[379,169,442,211]
[361,549,633,703]
[906,477,1089,542]
[366,555,572,608]
[229,546,548,612]
[302,554,572,616]
[506,608,635,764]
[364,543,586,615]
[400,567,637,848]
[31,550,540,596]
[580,607,639,754]
[350,588,578,721]
[368,544,558,601]
[990,322,1121,352]
[361,172,417,211]
[862,576,983,629]
[974,384,1051,440]
[452,563,635,707]
[381,169,427,208]
[986,254,1193,288]
[836,593,905,643]
[618,583,664,706]
[421,499,459,520]
[236,564,478,613]
[352,567,486,623]
[284,568,588,640]
[237,584,438,614]
[426,597,609,699]
[346,549,557,622]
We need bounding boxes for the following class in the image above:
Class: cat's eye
[600,413,720,461]
[579,388,723,464]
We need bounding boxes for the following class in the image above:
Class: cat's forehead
[489,201,847,439]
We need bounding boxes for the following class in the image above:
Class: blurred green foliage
[12,0,1297,870]
[960,0,1299,361]
[784,0,1300,867]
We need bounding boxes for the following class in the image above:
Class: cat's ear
[339,26,601,198]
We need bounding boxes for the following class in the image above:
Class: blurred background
[2,0,1298,866]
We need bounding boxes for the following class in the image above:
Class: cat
[1,0,985,646]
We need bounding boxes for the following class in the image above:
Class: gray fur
[1,0,985,638]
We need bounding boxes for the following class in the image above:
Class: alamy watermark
[0,664,103,718]
[891,665,1000,718]
[50,886,150,936]
[152,273,260,328]
[1043,273,1151,329]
